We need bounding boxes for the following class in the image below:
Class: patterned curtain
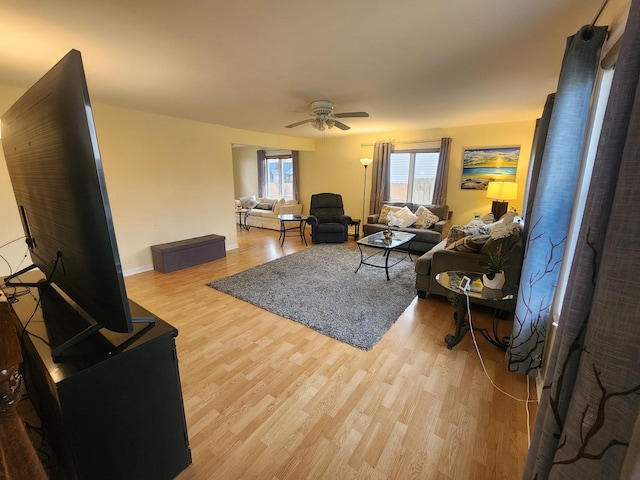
[257,149,267,198]
[291,150,300,201]
[507,25,608,375]
[524,3,640,477]
[432,137,451,205]
[368,141,392,214]
[521,94,554,241]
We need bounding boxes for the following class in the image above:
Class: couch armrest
[275,203,303,215]
[431,249,489,275]
[367,214,380,224]
[338,214,352,226]
[306,215,319,226]
[433,218,452,237]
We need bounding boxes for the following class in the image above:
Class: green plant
[481,237,512,280]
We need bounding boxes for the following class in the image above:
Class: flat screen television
[2,49,151,356]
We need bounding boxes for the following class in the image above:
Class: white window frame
[388,148,440,204]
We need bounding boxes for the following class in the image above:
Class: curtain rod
[360,139,441,147]
[589,0,609,29]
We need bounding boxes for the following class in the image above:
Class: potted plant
[480,225,514,289]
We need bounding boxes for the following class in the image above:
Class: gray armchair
[306,193,352,243]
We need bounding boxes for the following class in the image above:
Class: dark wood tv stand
[7,281,191,480]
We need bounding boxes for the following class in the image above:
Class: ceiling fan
[285,100,369,131]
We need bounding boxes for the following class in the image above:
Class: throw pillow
[240,195,258,209]
[414,206,440,229]
[378,204,402,224]
[255,202,273,210]
[446,234,490,253]
[388,206,418,228]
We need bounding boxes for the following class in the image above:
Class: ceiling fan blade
[333,111,369,118]
[285,119,314,128]
[333,120,351,130]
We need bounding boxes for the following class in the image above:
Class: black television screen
[2,49,138,338]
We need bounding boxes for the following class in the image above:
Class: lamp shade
[359,158,373,167]
[486,181,518,200]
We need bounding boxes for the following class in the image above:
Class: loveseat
[363,202,452,254]
[414,213,524,310]
[235,196,303,230]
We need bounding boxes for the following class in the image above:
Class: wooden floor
[125,227,536,480]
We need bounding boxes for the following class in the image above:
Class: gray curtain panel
[432,137,451,205]
[524,3,640,478]
[292,150,300,201]
[507,25,608,376]
[368,141,392,215]
[257,149,267,198]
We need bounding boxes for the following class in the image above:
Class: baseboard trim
[123,264,154,277]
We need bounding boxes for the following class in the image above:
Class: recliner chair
[306,193,352,243]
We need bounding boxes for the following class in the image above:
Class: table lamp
[486,181,517,220]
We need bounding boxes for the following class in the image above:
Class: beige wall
[298,121,536,224]
[232,146,260,199]
[230,121,536,223]
[1,80,533,277]
[0,83,313,276]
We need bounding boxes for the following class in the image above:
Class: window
[265,156,294,200]
[389,149,440,204]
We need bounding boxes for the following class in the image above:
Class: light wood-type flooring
[125,227,537,480]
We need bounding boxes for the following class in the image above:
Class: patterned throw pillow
[446,224,491,247]
[240,195,258,209]
[445,234,490,253]
[414,206,440,229]
[378,204,402,224]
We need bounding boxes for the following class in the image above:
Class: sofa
[235,196,303,230]
[362,202,453,254]
[414,212,524,310]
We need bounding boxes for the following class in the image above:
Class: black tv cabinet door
[9,283,191,480]
[57,332,191,479]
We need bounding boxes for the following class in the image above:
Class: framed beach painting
[460,146,520,190]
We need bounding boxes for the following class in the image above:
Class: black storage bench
[151,234,226,273]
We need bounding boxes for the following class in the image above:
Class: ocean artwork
[460,146,520,189]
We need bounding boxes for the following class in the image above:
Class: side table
[278,214,308,246]
[349,219,361,239]
[235,208,250,230]
[435,271,515,350]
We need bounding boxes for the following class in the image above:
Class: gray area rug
[207,244,416,350]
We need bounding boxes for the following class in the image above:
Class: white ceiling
[0,0,629,139]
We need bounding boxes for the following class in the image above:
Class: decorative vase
[482,271,505,290]
[383,229,393,239]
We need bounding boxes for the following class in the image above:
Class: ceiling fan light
[312,118,325,131]
[325,119,335,129]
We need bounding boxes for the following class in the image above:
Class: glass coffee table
[436,271,515,350]
[355,231,415,280]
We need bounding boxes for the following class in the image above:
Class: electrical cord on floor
[462,290,535,447]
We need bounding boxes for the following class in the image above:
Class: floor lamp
[359,158,373,222]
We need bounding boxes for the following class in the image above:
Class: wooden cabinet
[9,284,191,480]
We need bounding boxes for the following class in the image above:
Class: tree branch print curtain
[507,25,608,376]
[524,3,640,477]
